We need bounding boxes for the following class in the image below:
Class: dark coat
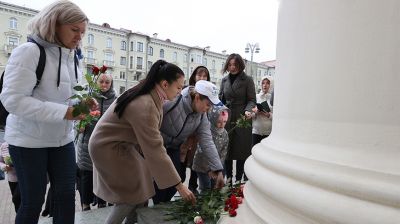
[219,72,256,160]
[76,88,117,171]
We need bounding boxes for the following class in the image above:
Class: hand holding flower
[69,65,107,140]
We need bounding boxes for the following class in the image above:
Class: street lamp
[245,43,260,80]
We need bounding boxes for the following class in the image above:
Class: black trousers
[152,147,185,204]
[78,169,106,206]
[8,181,21,212]
[252,134,268,147]
[225,159,246,182]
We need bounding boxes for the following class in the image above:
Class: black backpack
[0,41,46,129]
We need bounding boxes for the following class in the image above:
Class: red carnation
[100,65,108,73]
[229,209,237,217]
[92,66,100,75]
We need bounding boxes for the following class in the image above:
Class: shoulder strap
[0,71,5,94]
[26,38,46,88]
[74,50,79,83]
[34,42,46,88]
[165,94,183,115]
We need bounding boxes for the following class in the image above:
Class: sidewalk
[0,180,83,224]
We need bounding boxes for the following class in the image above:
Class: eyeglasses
[99,80,111,84]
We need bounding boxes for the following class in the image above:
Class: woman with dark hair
[182,66,211,193]
[188,66,210,86]
[219,53,256,183]
[89,60,195,223]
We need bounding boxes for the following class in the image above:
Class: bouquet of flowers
[228,114,252,134]
[70,65,107,139]
[4,155,12,166]
[164,182,245,224]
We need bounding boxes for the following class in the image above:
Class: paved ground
[0,179,84,224]
[0,130,233,223]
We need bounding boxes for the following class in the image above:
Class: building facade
[0,1,274,94]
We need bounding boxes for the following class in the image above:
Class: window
[8,37,18,46]
[196,55,202,64]
[129,56,133,69]
[212,60,216,69]
[105,53,113,62]
[147,46,153,56]
[190,54,194,62]
[121,41,126,50]
[120,56,126,65]
[130,41,134,51]
[134,72,142,81]
[119,86,126,94]
[147,61,153,69]
[173,52,177,62]
[120,71,126,79]
[136,57,143,69]
[88,34,94,45]
[160,49,164,58]
[87,50,94,58]
[9,17,17,29]
[106,38,112,48]
[203,58,207,66]
[183,54,188,62]
[137,42,143,52]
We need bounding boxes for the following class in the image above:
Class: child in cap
[192,105,229,191]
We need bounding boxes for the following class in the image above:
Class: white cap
[195,80,221,105]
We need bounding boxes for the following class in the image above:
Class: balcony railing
[103,60,115,67]
[84,57,97,65]
[136,65,143,70]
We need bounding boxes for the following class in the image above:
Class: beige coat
[89,89,181,204]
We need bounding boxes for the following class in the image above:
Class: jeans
[9,142,76,224]
[197,172,212,192]
[8,181,21,212]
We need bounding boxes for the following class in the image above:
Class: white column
[220,0,400,223]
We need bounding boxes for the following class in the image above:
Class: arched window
[121,41,126,50]
[106,38,112,48]
[173,52,177,61]
[148,46,153,56]
[88,34,94,45]
[160,49,165,58]
[9,17,17,29]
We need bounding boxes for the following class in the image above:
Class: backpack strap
[74,49,80,83]
[26,37,46,88]
[34,43,46,88]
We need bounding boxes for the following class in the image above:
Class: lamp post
[245,43,260,80]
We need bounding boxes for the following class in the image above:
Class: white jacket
[0,35,81,148]
[252,91,273,136]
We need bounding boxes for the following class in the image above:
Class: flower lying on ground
[164,182,245,223]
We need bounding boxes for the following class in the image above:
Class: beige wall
[0,1,274,94]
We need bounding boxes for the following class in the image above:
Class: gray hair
[28,0,88,45]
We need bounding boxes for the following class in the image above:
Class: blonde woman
[0,1,91,223]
